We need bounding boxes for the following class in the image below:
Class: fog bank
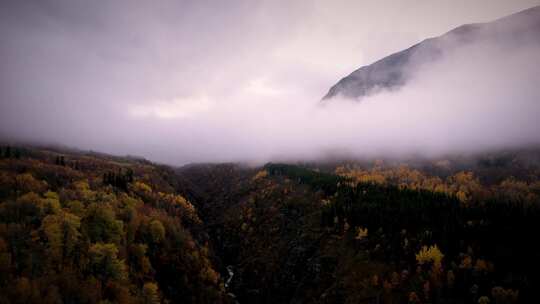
[1,0,540,165]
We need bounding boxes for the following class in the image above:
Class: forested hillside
[1,145,540,303]
[177,160,540,303]
[0,146,228,303]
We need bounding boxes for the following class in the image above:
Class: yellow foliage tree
[355,227,368,240]
[252,170,268,181]
[416,245,444,271]
[15,173,47,194]
[142,282,161,304]
[149,219,165,243]
[415,245,445,288]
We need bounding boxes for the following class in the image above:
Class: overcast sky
[1,0,540,165]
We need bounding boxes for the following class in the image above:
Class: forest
[1,145,540,303]
[0,146,225,303]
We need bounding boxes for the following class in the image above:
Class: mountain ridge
[323,5,540,101]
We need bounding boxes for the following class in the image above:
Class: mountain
[323,5,540,101]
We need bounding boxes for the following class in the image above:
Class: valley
[1,145,539,303]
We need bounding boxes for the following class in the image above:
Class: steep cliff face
[323,6,540,101]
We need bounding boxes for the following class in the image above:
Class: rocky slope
[323,5,540,101]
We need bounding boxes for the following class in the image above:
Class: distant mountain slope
[323,5,540,101]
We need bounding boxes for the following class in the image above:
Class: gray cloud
[1,0,540,165]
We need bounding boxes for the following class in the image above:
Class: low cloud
[1,0,540,165]
[119,37,540,164]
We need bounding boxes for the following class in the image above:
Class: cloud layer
[1,0,540,165]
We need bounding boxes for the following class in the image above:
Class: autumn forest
[1,145,539,303]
